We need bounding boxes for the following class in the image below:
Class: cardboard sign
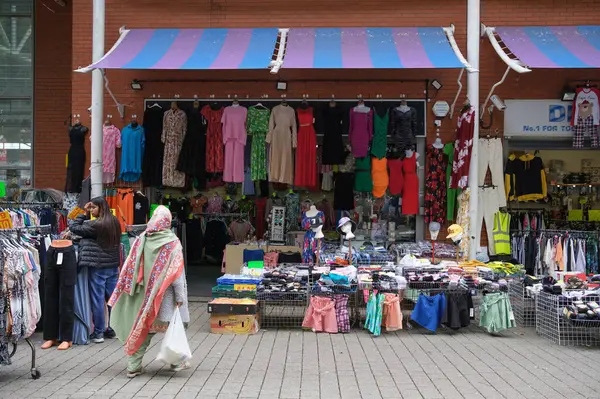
[0,211,14,229]
[234,284,257,292]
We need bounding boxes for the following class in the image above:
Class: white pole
[90,0,105,198]
[467,0,480,259]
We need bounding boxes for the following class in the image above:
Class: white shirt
[573,87,600,125]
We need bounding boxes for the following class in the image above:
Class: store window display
[101,120,121,184]
[266,99,297,185]
[390,100,417,151]
[221,99,247,183]
[65,121,89,193]
[162,102,187,187]
[119,116,145,183]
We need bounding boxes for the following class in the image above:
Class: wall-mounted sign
[504,99,575,137]
[432,101,450,118]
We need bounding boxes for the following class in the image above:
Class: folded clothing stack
[563,300,600,321]
[257,268,308,294]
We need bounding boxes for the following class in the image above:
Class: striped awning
[76,28,279,72]
[495,26,600,68]
[281,27,468,69]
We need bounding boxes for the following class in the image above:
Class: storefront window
[0,1,33,191]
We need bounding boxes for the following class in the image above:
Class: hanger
[281,94,288,106]
[131,114,138,128]
[232,95,239,106]
[300,95,309,109]
[459,99,471,114]
[147,102,162,109]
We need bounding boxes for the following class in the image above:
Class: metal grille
[508,279,536,327]
[535,291,600,346]
[257,291,308,329]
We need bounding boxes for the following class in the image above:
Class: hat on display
[336,217,357,234]
[446,224,464,239]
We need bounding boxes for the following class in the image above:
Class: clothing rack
[510,228,599,237]
[0,201,60,208]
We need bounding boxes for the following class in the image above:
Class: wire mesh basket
[508,279,536,327]
[535,291,600,346]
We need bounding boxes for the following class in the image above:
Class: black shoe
[104,328,116,339]
[90,333,104,343]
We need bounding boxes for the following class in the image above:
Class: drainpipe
[467,0,480,259]
[90,0,105,198]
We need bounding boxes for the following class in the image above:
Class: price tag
[0,181,5,198]
[509,311,515,321]
[234,284,256,291]
[0,211,13,229]
[57,253,63,265]
[469,308,474,318]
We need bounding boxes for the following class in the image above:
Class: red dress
[402,153,419,215]
[254,197,267,239]
[388,158,404,195]
[201,105,224,173]
[294,107,318,189]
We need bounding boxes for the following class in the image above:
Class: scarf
[108,206,183,355]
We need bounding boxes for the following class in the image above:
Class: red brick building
[27,0,599,189]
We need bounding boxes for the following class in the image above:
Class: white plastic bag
[156,307,192,365]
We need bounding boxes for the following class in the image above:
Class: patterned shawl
[108,206,183,355]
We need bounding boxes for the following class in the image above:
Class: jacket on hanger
[507,154,547,202]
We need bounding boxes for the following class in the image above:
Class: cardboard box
[210,314,260,334]
[207,299,258,315]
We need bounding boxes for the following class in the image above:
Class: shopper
[108,205,190,378]
[69,197,121,343]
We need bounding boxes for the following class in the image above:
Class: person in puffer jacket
[69,197,121,343]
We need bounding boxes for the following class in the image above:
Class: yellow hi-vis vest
[493,212,511,255]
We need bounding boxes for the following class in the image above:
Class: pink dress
[302,296,338,333]
[222,106,247,183]
[101,125,121,184]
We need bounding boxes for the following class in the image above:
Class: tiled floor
[1,302,599,399]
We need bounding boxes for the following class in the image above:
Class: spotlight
[130,80,143,91]
[431,79,443,91]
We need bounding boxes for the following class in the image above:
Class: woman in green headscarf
[108,205,190,378]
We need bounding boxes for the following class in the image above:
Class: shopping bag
[156,307,192,365]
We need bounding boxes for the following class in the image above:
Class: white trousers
[477,188,501,255]
[478,138,506,208]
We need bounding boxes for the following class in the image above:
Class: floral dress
[201,105,225,173]
[302,210,324,263]
[285,192,300,232]
[246,106,270,181]
[424,146,447,224]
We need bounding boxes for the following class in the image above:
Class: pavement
[1,302,600,399]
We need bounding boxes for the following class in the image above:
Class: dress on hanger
[101,125,121,184]
[177,108,207,189]
[202,105,225,173]
[388,157,403,196]
[247,106,270,181]
[390,106,417,151]
[161,108,187,187]
[119,123,145,183]
[424,146,447,223]
[319,106,345,165]
[371,157,389,198]
[334,152,355,211]
[142,107,166,187]
[295,107,318,189]
[222,105,247,183]
[349,107,373,158]
[254,197,267,239]
[65,124,88,193]
[402,153,419,215]
[266,104,297,185]
[354,157,373,192]
[371,109,389,159]
[285,192,301,231]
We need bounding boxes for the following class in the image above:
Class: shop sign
[0,211,13,229]
[504,100,574,137]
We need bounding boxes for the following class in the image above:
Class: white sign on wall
[504,99,574,137]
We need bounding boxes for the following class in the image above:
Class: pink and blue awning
[494,26,600,68]
[282,27,465,69]
[77,28,279,72]
[76,26,470,72]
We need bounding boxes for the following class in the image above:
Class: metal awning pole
[467,0,480,259]
[90,0,105,198]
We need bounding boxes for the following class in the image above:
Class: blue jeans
[88,267,119,336]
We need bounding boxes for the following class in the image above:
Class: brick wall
[35,0,600,188]
[34,0,72,189]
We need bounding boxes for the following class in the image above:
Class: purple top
[349,108,373,157]
[222,105,248,145]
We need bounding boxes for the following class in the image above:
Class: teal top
[371,110,389,159]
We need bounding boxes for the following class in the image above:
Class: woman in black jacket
[70,197,122,343]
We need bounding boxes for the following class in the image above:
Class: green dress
[247,106,270,181]
[354,157,373,192]
[371,110,389,159]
